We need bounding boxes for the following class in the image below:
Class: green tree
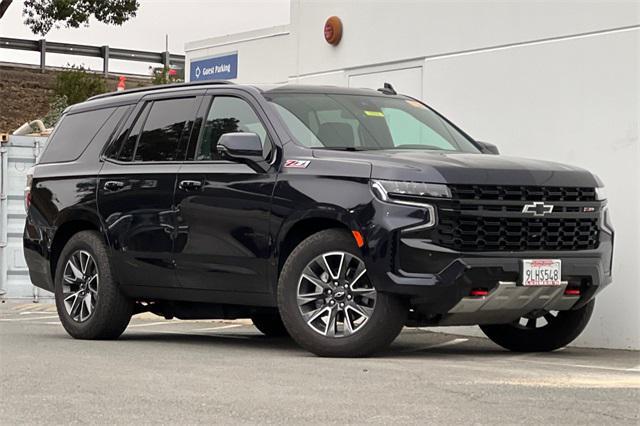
[54,65,107,105]
[0,0,139,35]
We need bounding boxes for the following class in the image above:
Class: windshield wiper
[394,144,448,151]
[314,146,370,151]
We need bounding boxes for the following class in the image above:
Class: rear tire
[54,231,133,340]
[278,229,407,357]
[251,312,289,337]
[480,300,595,352]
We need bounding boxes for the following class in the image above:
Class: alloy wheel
[515,310,559,330]
[296,251,376,337]
[62,250,99,322]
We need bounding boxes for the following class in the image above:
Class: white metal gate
[0,135,48,300]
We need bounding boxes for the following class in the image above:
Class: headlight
[595,187,607,201]
[371,179,451,201]
[371,180,448,230]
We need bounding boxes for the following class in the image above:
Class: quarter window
[39,107,116,163]
[197,97,269,161]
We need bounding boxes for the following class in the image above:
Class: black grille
[431,215,599,251]
[415,185,601,252]
[450,185,596,202]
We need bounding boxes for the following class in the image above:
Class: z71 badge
[284,159,311,168]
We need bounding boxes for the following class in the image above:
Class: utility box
[0,135,49,300]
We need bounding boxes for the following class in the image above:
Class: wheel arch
[50,210,106,280]
[275,215,353,279]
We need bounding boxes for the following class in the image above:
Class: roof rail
[88,80,235,101]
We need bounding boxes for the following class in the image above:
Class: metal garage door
[0,135,48,300]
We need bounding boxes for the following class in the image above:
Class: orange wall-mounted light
[324,16,343,46]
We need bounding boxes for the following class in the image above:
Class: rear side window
[39,107,116,163]
[134,98,195,162]
[115,104,150,161]
[104,97,196,162]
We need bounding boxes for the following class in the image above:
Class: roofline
[88,80,235,101]
[85,82,408,108]
[185,25,290,52]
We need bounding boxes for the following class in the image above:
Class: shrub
[54,65,108,105]
[42,95,69,128]
[151,66,184,85]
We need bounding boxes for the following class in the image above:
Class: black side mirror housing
[217,133,265,163]
[476,141,500,155]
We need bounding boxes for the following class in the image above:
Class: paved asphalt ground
[1,301,638,424]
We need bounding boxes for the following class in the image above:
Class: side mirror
[476,141,500,155]
[217,133,264,163]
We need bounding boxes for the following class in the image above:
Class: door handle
[178,180,203,191]
[103,181,125,191]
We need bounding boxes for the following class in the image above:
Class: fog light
[564,288,581,296]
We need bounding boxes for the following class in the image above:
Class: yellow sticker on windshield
[364,110,385,117]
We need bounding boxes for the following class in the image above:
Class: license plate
[521,259,562,286]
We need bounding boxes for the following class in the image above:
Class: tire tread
[480,300,595,352]
[54,230,132,340]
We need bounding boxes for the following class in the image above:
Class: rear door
[98,93,201,288]
[173,89,278,294]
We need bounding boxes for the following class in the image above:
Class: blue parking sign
[190,52,238,81]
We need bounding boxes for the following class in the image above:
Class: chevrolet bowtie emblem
[522,202,554,216]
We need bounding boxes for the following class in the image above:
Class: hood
[311,149,599,187]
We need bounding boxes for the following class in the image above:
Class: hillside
[0,64,151,133]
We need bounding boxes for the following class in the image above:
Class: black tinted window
[113,104,150,162]
[39,107,116,163]
[79,106,129,161]
[134,98,195,162]
[197,97,268,161]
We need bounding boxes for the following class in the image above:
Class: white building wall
[185,26,292,83]
[185,1,640,349]
[291,0,639,77]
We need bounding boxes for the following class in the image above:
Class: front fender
[270,171,437,296]
[269,173,376,290]
[272,174,374,245]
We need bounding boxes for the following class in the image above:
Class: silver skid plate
[439,281,579,326]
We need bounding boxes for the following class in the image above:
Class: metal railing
[0,37,185,76]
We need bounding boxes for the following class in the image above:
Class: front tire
[251,312,289,337]
[54,231,133,339]
[480,300,595,352]
[278,229,407,357]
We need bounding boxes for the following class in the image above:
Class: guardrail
[0,37,185,76]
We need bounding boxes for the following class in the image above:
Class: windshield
[266,93,479,152]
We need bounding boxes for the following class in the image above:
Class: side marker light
[352,230,364,248]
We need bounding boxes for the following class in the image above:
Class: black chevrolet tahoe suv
[24,81,614,357]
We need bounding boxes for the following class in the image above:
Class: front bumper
[359,199,614,325]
